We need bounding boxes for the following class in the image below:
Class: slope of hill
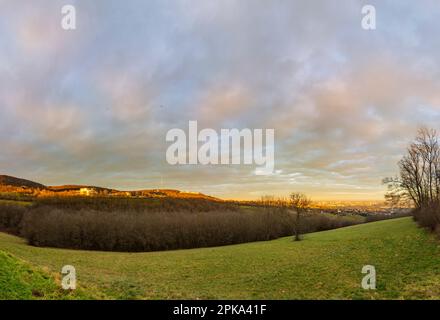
[0,175,46,189]
[0,217,439,299]
[0,251,77,299]
[0,174,220,201]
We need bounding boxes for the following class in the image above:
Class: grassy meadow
[0,251,91,299]
[0,217,439,299]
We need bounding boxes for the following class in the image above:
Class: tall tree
[385,127,440,208]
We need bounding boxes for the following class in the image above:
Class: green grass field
[0,251,58,299]
[0,217,439,299]
[0,251,91,299]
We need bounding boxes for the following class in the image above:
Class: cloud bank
[1,0,440,199]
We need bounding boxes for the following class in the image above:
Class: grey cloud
[1,0,440,199]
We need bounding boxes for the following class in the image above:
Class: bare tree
[289,192,311,241]
[385,127,440,209]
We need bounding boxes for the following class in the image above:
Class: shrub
[364,211,411,223]
[301,213,362,233]
[20,205,362,252]
[21,207,289,251]
[0,197,365,252]
[0,204,26,235]
[413,204,440,232]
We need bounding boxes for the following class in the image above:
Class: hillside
[0,217,439,299]
[0,175,46,189]
[0,174,220,201]
[0,251,94,300]
[0,251,71,299]
[0,251,53,299]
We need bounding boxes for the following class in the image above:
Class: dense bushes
[0,204,26,235]
[18,206,362,252]
[413,204,440,234]
[301,214,362,233]
[20,207,289,251]
[365,210,411,223]
[0,197,367,252]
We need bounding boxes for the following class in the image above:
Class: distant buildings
[79,187,98,196]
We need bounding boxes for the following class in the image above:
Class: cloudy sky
[1,0,440,200]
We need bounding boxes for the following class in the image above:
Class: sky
[1,0,440,200]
